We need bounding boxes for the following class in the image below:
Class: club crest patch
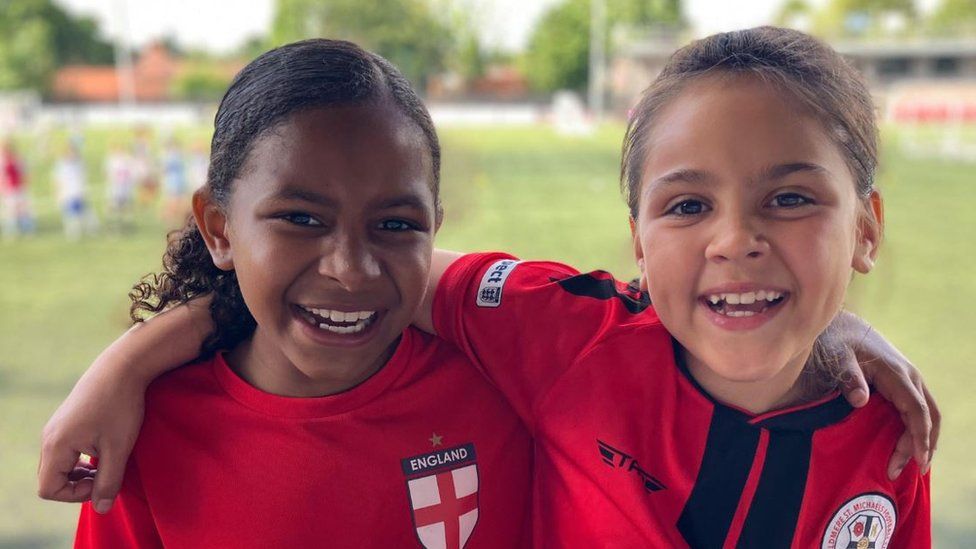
[821,493,897,549]
[475,259,520,308]
[403,443,479,549]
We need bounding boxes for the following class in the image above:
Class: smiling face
[195,102,438,396]
[631,75,881,412]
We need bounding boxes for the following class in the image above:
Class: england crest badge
[402,443,479,549]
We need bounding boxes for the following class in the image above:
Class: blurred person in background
[54,144,98,240]
[104,142,136,234]
[131,128,158,208]
[0,139,35,239]
[160,137,189,224]
[187,139,209,193]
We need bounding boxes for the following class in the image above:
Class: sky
[56,0,940,54]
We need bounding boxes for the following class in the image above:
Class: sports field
[0,124,973,546]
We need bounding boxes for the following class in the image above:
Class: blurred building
[427,63,531,102]
[50,42,242,104]
[610,36,976,117]
[52,42,178,103]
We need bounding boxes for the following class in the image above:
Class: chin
[700,350,792,384]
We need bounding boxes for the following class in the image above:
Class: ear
[852,190,884,274]
[629,216,648,291]
[192,189,235,271]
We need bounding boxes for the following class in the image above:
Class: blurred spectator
[0,140,35,239]
[132,128,158,207]
[188,140,209,192]
[160,138,189,224]
[54,145,98,239]
[105,143,136,233]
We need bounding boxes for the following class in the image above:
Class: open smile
[292,304,384,346]
[297,305,378,334]
[698,289,790,330]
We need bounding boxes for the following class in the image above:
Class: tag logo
[403,443,479,549]
[821,493,897,549]
[475,260,520,308]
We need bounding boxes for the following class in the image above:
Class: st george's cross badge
[402,443,480,549]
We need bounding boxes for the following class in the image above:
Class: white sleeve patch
[475,259,521,308]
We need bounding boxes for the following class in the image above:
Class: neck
[683,347,832,415]
[227,329,397,398]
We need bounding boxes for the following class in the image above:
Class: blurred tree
[439,0,486,81]
[774,0,815,29]
[171,65,233,102]
[0,0,113,92]
[927,0,976,37]
[522,0,684,93]
[813,0,918,38]
[235,34,271,61]
[270,0,453,88]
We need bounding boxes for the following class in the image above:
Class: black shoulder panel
[552,273,651,314]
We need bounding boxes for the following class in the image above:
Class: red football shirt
[75,327,532,549]
[433,253,930,549]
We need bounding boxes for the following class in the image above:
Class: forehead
[644,75,846,178]
[240,103,435,205]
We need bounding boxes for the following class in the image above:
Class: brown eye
[769,193,813,208]
[667,200,708,216]
[377,219,418,231]
[281,213,322,226]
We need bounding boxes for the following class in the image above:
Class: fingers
[887,431,914,480]
[837,346,869,408]
[37,441,96,503]
[921,383,940,475]
[91,446,124,514]
[865,359,932,474]
[907,372,932,471]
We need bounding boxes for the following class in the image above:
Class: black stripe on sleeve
[553,273,651,313]
[736,430,813,548]
[677,406,761,549]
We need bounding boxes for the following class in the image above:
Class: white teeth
[705,291,784,306]
[319,323,367,334]
[300,306,377,334]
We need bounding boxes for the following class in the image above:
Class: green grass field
[0,123,973,547]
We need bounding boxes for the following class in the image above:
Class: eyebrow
[269,188,338,207]
[268,187,429,211]
[759,162,828,182]
[369,194,430,211]
[648,162,828,189]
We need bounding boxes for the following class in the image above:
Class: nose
[319,230,382,291]
[704,211,769,263]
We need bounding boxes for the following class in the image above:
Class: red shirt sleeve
[74,459,163,549]
[890,465,931,548]
[433,252,643,430]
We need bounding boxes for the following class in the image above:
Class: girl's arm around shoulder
[39,299,213,513]
[419,250,656,429]
[827,311,939,479]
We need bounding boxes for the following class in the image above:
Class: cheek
[782,217,856,308]
[640,228,698,313]
[385,239,433,301]
[230,224,307,310]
